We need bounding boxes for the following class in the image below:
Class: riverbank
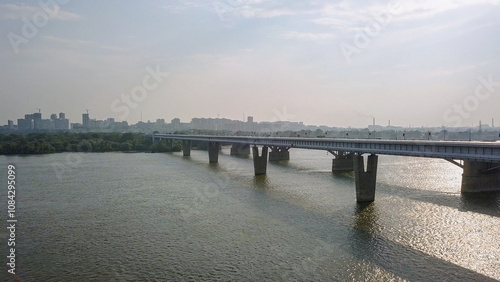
[0,132,182,155]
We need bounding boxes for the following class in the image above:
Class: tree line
[0,132,182,155]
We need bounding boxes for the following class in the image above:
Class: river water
[1,148,499,281]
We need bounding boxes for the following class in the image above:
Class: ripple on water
[0,152,498,281]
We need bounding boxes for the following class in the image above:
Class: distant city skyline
[1,1,500,128]
[3,108,499,131]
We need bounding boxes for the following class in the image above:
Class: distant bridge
[153,134,500,202]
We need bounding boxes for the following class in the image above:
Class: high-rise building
[156,119,165,126]
[17,118,33,131]
[7,120,14,129]
[54,119,69,130]
[247,116,254,123]
[82,113,90,128]
[104,118,115,129]
[50,114,57,120]
[39,119,54,130]
[59,112,66,119]
[171,118,181,130]
[32,112,42,130]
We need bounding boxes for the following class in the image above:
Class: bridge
[152,134,500,202]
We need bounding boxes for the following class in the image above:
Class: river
[1,148,499,281]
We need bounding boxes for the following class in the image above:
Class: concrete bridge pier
[330,151,354,173]
[461,161,500,192]
[252,146,268,175]
[152,134,159,144]
[230,143,250,156]
[182,140,191,156]
[269,146,290,161]
[354,154,378,202]
[208,142,220,163]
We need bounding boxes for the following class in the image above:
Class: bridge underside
[330,151,355,173]
[269,146,290,161]
[230,143,250,156]
[461,161,500,192]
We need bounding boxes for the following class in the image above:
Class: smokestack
[493,118,495,128]
[373,117,375,126]
[388,120,391,126]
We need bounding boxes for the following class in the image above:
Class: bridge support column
[331,151,354,173]
[182,140,191,157]
[461,161,500,192]
[152,134,159,144]
[252,146,268,175]
[230,143,250,156]
[208,142,220,163]
[354,154,378,202]
[269,146,290,161]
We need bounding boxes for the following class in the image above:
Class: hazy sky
[1,0,500,128]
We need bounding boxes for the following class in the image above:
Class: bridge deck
[153,134,500,163]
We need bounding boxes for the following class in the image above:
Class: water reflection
[231,154,251,160]
[252,175,270,188]
[228,170,496,280]
[1,153,498,281]
[375,182,500,218]
[460,192,500,216]
[342,201,496,281]
[207,162,220,170]
[354,203,378,233]
[349,203,379,262]
[268,159,310,172]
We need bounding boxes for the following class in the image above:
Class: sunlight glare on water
[0,150,498,281]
